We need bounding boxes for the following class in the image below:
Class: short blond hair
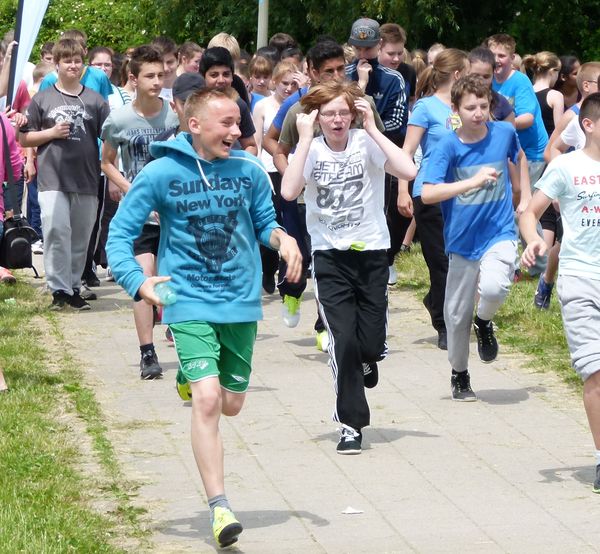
[207,33,241,61]
[184,87,239,121]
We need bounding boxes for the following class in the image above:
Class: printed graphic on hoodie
[186,211,239,273]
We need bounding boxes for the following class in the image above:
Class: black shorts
[539,204,563,242]
[133,224,160,256]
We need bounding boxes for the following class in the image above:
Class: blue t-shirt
[250,92,265,112]
[423,121,520,260]
[408,95,461,197]
[272,87,309,131]
[492,71,547,161]
[39,65,112,100]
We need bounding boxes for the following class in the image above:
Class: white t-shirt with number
[535,149,600,280]
[302,128,390,252]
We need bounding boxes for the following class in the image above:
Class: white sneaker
[31,240,43,254]
[105,266,115,282]
[281,295,301,328]
[388,264,398,285]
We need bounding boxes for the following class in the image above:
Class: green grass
[392,244,577,388]
[0,281,147,553]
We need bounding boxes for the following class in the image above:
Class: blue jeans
[26,177,42,239]
[3,176,24,212]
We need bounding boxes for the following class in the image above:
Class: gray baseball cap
[348,18,381,47]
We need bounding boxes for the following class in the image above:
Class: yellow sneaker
[175,368,192,401]
[315,330,329,352]
[212,506,243,548]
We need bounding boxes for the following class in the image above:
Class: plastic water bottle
[154,282,177,305]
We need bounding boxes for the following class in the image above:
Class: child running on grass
[520,92,600,493]
[422,74,529,401]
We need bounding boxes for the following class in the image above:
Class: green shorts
[169,321,257,393]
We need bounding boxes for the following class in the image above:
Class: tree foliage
[0,0,597,61]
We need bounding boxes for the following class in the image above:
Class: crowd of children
[1,19,600,548]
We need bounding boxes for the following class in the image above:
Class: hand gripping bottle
[154,282,177,305]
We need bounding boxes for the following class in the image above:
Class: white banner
[9,0,50,103]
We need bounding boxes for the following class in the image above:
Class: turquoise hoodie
[106,132,280,324]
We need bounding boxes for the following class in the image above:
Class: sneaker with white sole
[451,370,477,402]
[316,330,329,352]
[336,424,362,455]
[31,240,44,254]
[76,284,97,301]
[281,295,301,328]
[140,350,163,380]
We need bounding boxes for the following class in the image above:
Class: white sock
[595,450,600,466]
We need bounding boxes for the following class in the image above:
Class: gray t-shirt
[101,99,178,182]
[22,85,109,194]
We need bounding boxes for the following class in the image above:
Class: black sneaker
[336,424,362,455]
[140,350,163,380]
[74,285,97,301]
[593,465,600,494]
[473,317,498,363]
[82,270,101,287]
[66,292,91,311]
[451,370,477,401]
[363,362,378,388]
[437,329,448,350]
[50,290,70,310]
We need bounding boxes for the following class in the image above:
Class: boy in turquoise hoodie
[106,88,302,548]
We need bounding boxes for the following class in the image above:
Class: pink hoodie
[0,112,23,221]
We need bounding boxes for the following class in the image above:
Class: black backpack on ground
[0,116,39,277]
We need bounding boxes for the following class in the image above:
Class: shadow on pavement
[160,508,330,543]
[475,386,546,405]
[538,465,595,487]
[313,427,439,450]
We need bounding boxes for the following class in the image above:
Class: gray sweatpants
[557,275,600,381]
[445,240,517,372]
[38,191,98,295]
[519,160,548,277]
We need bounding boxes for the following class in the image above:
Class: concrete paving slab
[50,267,600,553]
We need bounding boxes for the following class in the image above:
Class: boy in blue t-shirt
[422,75,529,401]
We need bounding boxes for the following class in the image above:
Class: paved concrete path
[53,268,600,553]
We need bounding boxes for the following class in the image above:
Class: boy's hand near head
[295,109,318,141]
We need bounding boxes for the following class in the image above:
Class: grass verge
[0,281,147,553]
[393,245,577,388]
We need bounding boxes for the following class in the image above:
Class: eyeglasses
[319,110,352,120]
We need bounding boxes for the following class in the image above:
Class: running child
[106,87,302,546]
[520,92,600,493]
[422,74,529,401]
[281,80,416,453]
